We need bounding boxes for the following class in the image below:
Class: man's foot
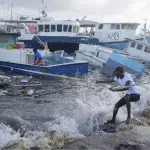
[126,118,131,124]
[105,120,116,125]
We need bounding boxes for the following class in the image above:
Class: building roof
[0,32,21,36]
[0,19,37,23]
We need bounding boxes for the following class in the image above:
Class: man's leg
[125,95,131,124]
[107,96,127,124]
[125,94,140,124]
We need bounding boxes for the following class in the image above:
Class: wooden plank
[12,84,42,87]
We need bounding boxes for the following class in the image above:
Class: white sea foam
[0,123,20,149]
[1,73,150,148]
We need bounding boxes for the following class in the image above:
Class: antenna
[82,16,86,21]
[41,0,47,18]
[10,2,13,20]
[144,18,147,38]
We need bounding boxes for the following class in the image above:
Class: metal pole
[10,2,13,21]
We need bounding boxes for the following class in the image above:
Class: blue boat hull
[0,61,88,80]
[100,53,144,77]
[19,35,128,52]
[99,41,127,50]
[19,36,99,53]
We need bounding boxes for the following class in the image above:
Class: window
[131,24,135,30]
[137,38,144,41]
[99,24,103,29]
[115,24,120,29]
[57,25,62,32]
[137,44,143,50]
[127,24,131,29]
[146,37,150,44]
[73,26,76,33]
[144,46,150,53]
[110,24,115,29]
[51,25,56,32]
[131,42,136,48]
[45,25,49,32]
[63,25,68,32]
[38,25,43,32]
[77,26,80,33]
[68,25,72,32]
[0,36,8,42]
[121,24,128,29]
[132,25,138,30]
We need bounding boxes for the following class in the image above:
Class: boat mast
[41,0,47,18]
[144,19,147,41]
[10,2,13,21]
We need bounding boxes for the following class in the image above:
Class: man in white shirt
[96,66,140,124]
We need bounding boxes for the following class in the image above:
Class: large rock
[34,137,52,150]
[2,140,29,150]
[63,126,150,150]
[46,131,65,149]
[33,131,65,150]
[64,133,85,144]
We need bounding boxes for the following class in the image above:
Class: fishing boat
[95,22,140,50]
[0,0,142,53]
[0,13,140,53]
[18,21,140,51]
[124,36,150,62]
[0,49,88,80]
[75,23,150,66]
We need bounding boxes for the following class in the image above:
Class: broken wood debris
[12,84,42,87]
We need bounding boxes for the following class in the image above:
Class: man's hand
[109,87,115,91]
[95,79,115,84]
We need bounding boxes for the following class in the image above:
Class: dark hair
[33,48,37,53]
[114,66,124,73]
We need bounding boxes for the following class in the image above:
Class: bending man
[96,66,140,124]
[33,48,44,66]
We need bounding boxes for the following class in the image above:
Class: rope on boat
[35,35,49,50]
[0,65,85,81]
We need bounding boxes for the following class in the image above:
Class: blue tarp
[100,53,144,77]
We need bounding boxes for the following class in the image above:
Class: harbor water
[0,68,150,149]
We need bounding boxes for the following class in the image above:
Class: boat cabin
[37,20,80,36]
[125,38,150,62]
[94,23,140,43]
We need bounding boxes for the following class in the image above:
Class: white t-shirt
[114,73,140,95]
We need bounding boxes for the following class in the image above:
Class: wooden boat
[0,49,88,80]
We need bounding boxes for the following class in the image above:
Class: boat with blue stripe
[0,50,88,80]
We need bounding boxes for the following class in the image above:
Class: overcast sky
[0,0,149,29]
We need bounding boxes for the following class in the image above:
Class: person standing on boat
[33,48,44,66]
[96,66,140,124]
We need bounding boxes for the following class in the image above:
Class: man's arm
[110,80,130,92]
[36,57,42,64]
[95,79,115,84]
[34,56,37,65]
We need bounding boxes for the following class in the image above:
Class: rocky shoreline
[2,115,150,150]
[1,72,150,150]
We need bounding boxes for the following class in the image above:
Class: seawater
[0,69,150,149]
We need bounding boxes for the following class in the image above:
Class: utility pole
[10,2,13,20]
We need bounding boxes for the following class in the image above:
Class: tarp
[100,53,144,77]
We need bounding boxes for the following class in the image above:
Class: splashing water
[0,123,20,149]
[1,70,150,148]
